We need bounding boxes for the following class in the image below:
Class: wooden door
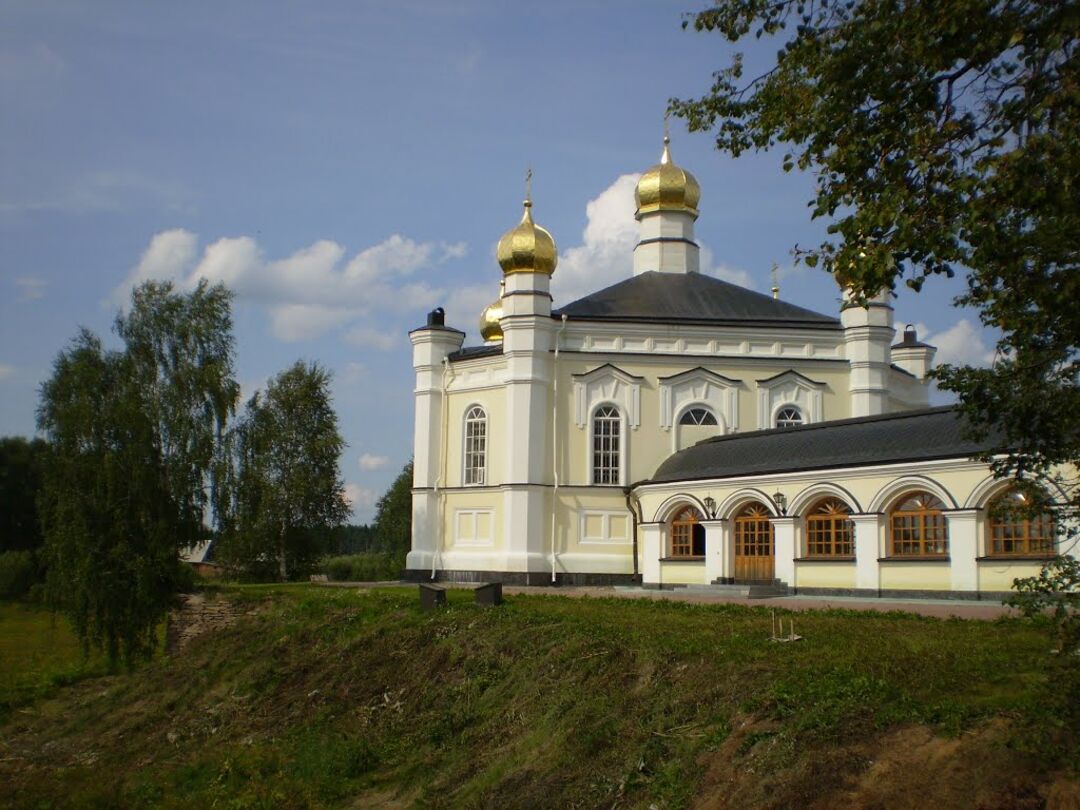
[734,503,775,582]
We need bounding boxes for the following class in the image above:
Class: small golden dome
[496,200,558,276]
[635,136,701,220]
[478,281,504,343]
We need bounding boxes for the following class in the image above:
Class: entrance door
[733,502,775,582]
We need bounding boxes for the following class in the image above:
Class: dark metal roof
[553,271,840,328]
[648,407,1000,484]
[449,344,502,362]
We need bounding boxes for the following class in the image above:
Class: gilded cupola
[496,199,558,276]
[478,280,505,343]
[634,135,701,220]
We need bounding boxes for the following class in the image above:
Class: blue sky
[0,1,996,522]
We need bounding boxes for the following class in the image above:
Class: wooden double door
[733,503,775,582]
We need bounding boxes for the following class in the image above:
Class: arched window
[987,489,1056,556]
[775,406,803,428]
[805,497,854,557]
[734,502,775,580]
[889,491,948,556]
[679,407,718,426]
[592,405,621,485]
[670,506,706,557]
[463,406,487,485]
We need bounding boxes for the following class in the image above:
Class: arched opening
[734,502,774,581]
[805,497,855,557]
[463,405,487,485]
[669,505,706,558]
[591,405,621,485]
[987,489,1056,556]
[775,405,803,429]
[889,491,948,557]
[676,406,719,450]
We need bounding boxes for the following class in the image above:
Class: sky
[0,1,998,523]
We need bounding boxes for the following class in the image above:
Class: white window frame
[756,370,825,429]
[589,403,626,486]
[462,405,487,486]
[679,406,719,426]
[774,404,804,428]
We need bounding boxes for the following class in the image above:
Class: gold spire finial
[771,263,780,299]
[661,112,672,165]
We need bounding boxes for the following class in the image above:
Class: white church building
[405,137,1069,598]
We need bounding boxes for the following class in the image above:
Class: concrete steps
[676,581,790,600]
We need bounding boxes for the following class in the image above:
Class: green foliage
[37,281,238,664]
[673,0,1078,540]
[0,551,39,600]
[217,361,349,581]
[322,552,402,582]
[0,437,47,553]
[372,459,412,554]
[1008,555,1080,655]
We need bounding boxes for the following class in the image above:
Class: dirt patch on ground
[693,718,1080,809]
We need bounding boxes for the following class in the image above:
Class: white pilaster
[841,290,894,417]
[642,524,662,585]
[772,516,797,585]
[852,514,883,591]
[947,509,980,592]
[703,519,725,583]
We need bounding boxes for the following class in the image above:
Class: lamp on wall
[703,495,717,519]
[772,490,787,516]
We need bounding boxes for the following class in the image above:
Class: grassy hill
[2,586,1078,808]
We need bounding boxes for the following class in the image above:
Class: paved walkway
[323,580,1019,620]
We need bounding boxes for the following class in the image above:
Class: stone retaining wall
[166,593,258,654]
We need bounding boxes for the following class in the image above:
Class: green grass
[1,586,1076,808]
[0,601,110,717]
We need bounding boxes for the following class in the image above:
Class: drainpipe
[551,314,568,583]
[432,356,454,580]
[625,488,642,580]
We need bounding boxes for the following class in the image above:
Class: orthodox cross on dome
[771,263,780,299]
[524,166,533,207]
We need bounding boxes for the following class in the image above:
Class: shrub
[0,550,39,599]
[321,553,403,583]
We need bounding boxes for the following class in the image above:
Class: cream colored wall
[438,490,505,553]
[442,381,506,488]
[554,354,853,488]
[977,560,1049,592]
[660,561,706,585]
[880,564,951,591]
[794,563,857,589]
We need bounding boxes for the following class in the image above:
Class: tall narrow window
[988,490,1056,556]
[805,497,855,557]
[592,405,621,485]
[775,406,803,428]
[463,406,487,485]
[670,506,706,557]
[889,491,948,556]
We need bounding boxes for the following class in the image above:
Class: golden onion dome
[635,135,701,220]
[496,200,558,276]
[478,281,505,343]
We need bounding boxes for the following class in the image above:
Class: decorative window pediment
[756,369,825,429]
[573,364,643,430]
[658,367,740,432]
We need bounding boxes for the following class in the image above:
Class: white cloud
[924,318,996,367]
[359,453,389,471]
[344,326,397,351]
[112,228,200,304]
[344,483,379,519]
[0,364,12,381]
[551,173,753,307]
[342,362,367,384]
[113,231,465,341]
[14,276,46,301]
[444,284,497,335]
